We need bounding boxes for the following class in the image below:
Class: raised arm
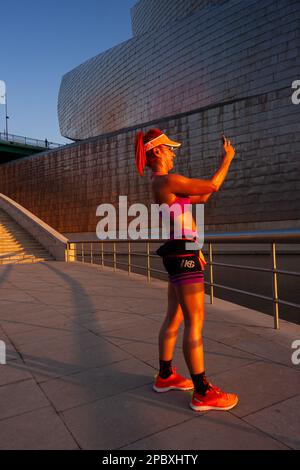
[189,139,235,203]
[166,173,218,196]
[211,139,235,190]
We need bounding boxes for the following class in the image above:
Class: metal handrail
[66,232,300,329]
[206,261,299,276]
[0,132,62,149]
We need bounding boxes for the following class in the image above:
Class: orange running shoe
[190,384,238,411]
[153,367,194,392]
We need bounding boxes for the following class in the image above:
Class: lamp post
[5,92,9,139]
[0,80,9,139]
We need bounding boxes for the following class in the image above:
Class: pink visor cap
[144,133,182,152]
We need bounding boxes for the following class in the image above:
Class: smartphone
[221,132,226,144]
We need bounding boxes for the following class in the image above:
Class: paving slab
[0,300,55,319]
[6,322,85,348]
[0,358,33,386]
[119,337,163,362]
[100,322,160,347]
[0,379,50,421]
[19,333,132,383]
[122,412,289,450]
[0,407,79,450]
[208,361,300,418]
[244,394,300,450]
[40,357,155,412]
[0,288,39,303]
[145,337,259,377]
[62,383,194,450]
[203,319,300,369]
[0,312,83,343]
[82,314,159,336]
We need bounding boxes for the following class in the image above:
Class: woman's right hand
[222,138,235,160]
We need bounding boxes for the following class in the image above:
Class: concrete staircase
[0,209,53,264]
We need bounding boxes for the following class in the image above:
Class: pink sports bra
[151,173,197,240]
[151,173,206,269]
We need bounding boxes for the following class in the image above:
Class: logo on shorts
[180,259,195,269]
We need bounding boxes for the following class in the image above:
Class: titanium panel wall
[58,0,300,140]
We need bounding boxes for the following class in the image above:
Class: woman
[135,128,238,411]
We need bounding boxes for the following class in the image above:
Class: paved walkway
[0,261,299,450]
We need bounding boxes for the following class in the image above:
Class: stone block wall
[1,83,300,234]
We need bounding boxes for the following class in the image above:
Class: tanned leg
[174,283,205,374]
[159,282,184,361]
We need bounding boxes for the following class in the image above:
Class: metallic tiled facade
[130,0,230,36]
[58,0,300,141]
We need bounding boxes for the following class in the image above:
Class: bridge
[0,132,63,164]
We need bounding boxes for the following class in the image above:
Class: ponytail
[135,128,163,176]
[135,131,146,177]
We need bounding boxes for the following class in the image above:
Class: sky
[0,0,137,144]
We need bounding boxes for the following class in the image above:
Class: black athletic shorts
[157,240,204,286]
